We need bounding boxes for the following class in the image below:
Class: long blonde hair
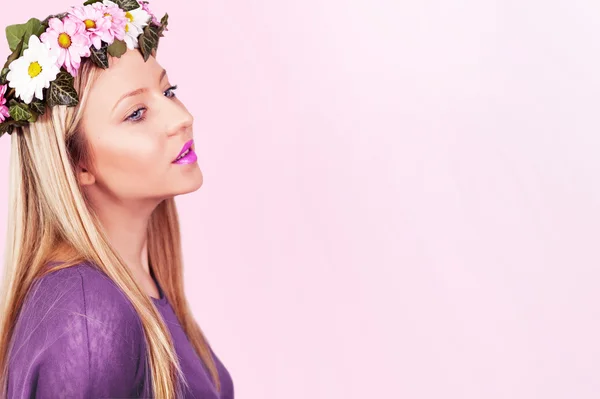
[0,57,221,398]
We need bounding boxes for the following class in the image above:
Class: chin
[175,168,203,196]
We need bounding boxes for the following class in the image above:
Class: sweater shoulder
[17,261,145,352]
[7,262,147,397]
[26,262,137,323]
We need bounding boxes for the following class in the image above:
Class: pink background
[1,1,599,398]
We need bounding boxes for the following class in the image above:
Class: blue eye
[127,107,147,122]
[126,85,178,123]
[165,85,178,98]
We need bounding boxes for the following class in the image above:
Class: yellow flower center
[84,19,96,29]
[28,61,42,78]
[124,12,133,33]
[104,12,112,20]
[58,32,71,48]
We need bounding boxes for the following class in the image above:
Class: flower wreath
[0,0,168,137]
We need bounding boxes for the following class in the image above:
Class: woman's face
[78,48,202,204]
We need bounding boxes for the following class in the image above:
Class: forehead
[91,49,164,96]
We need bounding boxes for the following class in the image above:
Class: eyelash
[126,85,178,123]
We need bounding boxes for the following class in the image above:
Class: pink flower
[68,4,113,49]
[0,84,9,123]
[40,16,92,76]
[99,0,128,42]
[138,1,159,25]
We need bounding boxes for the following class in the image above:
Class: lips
[173,139,194,162]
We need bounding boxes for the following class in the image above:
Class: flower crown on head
[0,0,168,137]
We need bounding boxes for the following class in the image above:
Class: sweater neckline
[150,270,168,305]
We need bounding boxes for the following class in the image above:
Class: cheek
[94,138,167,190]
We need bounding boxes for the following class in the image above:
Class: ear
[77,162,96,186]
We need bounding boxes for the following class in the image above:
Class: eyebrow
[112,68,167,114]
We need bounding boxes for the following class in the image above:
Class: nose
[161,95,194,136]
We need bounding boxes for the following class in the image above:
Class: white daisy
[6,35,61,104]
[122,6,150,50]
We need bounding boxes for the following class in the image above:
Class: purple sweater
[6,262,234,398]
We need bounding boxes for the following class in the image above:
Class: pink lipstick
[172,139,197,165]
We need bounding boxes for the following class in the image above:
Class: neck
[86,190,161,277]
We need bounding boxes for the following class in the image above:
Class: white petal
[34,83,44,101]
[124,35,135,50]
[8,56,26,72]
[132,8,150,25]
[21,85,35,104]
[27,35,42,51]
[45,65,61,81]
[133,24,144,35]
[48,46,61,63]
[7,70,27,88]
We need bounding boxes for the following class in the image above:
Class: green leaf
[48,71,79,107]
[5,18,44,52]
[0,67,10,85]
[0,119,27,137]
[0,121,13,136]
[27,110,38,123]
[90,42,109,69]
[138,24,159,61]
[30,99,45,115]
[138,13,168,60]
[150,24,163,51]
[160,13,169,34]
[114,0,141,11]
[82,0,102,5]
[107,39,127,58]
[9,101,32,122]
[152,25,165,50]
[3,35,25,71]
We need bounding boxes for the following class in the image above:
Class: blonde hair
[0,57,221,398]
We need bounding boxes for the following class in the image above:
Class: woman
[0,1,234,398]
